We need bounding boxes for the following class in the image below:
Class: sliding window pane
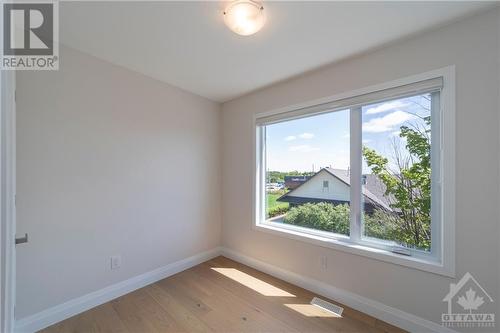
[361,94,433,251]
[264,109,350,236]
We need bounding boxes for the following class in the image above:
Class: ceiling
[59,1,494,102]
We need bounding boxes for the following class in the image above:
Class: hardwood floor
[40,256,406,333]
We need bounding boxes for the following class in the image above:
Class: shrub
[365,209,429,250]
[282,203,410,246]
[268,206,289,218]
[364,209,399,240]
[283,203,350,235]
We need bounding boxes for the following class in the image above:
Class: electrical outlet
[110,255,121,270]
[320,255,327,271]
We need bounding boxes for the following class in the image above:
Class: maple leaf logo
[457,288,484,313]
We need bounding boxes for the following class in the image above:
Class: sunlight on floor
[211,267,295,297]
[284,304,342,318]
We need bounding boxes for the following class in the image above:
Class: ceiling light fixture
[223,0,265,36]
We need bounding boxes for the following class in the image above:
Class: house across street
[277,168,392,213]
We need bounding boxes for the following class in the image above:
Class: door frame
[1,69,16,333]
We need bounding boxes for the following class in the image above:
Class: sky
[265,94,431,173]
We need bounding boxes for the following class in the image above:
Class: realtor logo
[442,272,495,329]
[1,1,59,70]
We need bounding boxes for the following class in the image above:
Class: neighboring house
[284,175,312,190]
[278,168,392,213]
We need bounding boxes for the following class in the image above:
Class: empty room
[1,1,499,332]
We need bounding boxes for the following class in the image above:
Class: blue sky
[265,94,431,173]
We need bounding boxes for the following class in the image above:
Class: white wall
[15,46,221,319]
[222,9,499,330]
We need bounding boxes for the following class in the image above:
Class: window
[255,68,455,276]
[361,94,435,252]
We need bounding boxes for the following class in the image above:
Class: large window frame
[253,67,455,277]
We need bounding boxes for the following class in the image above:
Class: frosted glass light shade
[224,1,265,36]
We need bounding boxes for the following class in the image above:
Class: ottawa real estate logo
[442,272,495,329]
[1,1,59,70]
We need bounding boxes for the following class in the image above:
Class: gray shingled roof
[325,168,392,211]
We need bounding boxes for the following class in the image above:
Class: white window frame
[253,66,455,277]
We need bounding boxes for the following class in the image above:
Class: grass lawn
[266,191,289,215]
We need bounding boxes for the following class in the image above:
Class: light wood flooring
[40,256,406,333]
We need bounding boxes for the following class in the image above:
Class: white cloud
[365,101,409,115]
[288,144,320,153]
[298,132,315,139]
[362,139,372,144]
[285,132,315,141]
[362,111,415,133]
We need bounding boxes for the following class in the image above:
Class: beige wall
[222,9,500,329]
[15,46,221,319]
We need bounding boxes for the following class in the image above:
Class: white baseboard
[220,247,457,333]
[15,247,222,333]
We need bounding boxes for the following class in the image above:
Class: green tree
[362,115,431,250]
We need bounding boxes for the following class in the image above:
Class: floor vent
[311,297,344,317]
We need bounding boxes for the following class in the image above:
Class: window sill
[254,221,455,277]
